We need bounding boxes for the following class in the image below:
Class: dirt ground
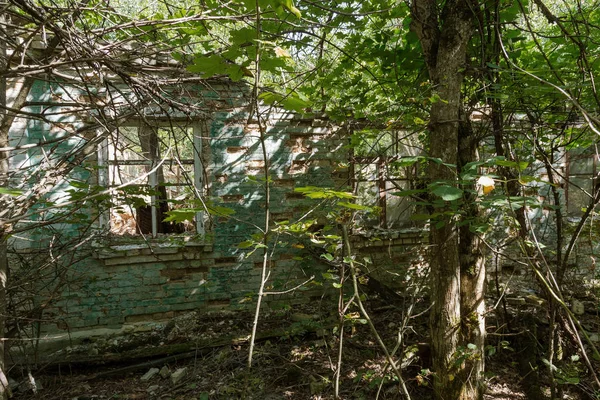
[7,281,600,400]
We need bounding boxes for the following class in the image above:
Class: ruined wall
[55,112,349,332]
[7,77,431,357]
[8,79,357,338]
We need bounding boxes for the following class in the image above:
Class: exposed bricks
[220,194,244,203]
[103,253,184,266]
[207,299,231,308]
[126,314,153,323]
[160,267,208,280]
[214,256,238,267]
[244,124,260,135]
[288,160,307,174]
[215,174,228,183]
[290,132,321,141]
[253,261,265,269]
[152,311,175,320]
[285,192,305,200]
[226,146,248,154]
[287,137,311,154]
[273,179,295,187]
[271,212,293,222]
[246,159,265,175]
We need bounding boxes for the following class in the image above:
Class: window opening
[99,122,206,237]
[351,129,419,228]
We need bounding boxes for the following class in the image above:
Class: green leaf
[206,204,236,216]
[431,185,463,201]
[163,209,196,223]
[518,175,539,184]
[225,64,245,81]
[259,90,310,113]
[282,0,301,17]
[230,27,255,45]
[238,240,255,249]
[260,54,289,73]
[490,156,529,171]
[429,93,448,104]
[0,187,23,196]
[322,272,337,280]
[69,180,90,189]
[282,94,309,113]
[559,376,580,385]
[294,187,354,199]
[187,54,226,76]
[336,202,372,211]
[321,253,334,261]
[393,156,423,167]
[411,213,433,221]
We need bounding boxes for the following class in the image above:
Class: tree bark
[411,0,482,398]
[458,113,486,400]
[0,3,10,397]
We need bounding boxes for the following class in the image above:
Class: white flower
[477,176,495,194]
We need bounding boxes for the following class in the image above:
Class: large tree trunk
[411,0,483,399]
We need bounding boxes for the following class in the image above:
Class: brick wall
[352,229,428,289]
[10,80,350,336]
[8,78,431,353]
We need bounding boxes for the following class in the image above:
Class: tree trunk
[0,4,10,396]
[458,114,486,400]
[427,68,463,399]
[411,0,481,398]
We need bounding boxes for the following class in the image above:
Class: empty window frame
[98,122,207,237]
[350,129,420,229]
[352,157,417,228]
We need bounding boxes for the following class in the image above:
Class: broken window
[351,129,420,229]
[98,122,207,237]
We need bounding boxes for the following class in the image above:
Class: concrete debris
[141,368,160,381]
[171,367,187,385]
[147,384,160,393]
[159,365,171,379]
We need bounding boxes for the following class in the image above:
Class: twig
[341,224,411,399]
[263,276,315,296]
[247,0,271,370]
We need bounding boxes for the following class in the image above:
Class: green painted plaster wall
[8,79,355,335]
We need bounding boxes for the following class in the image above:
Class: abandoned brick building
[5,75,424,358]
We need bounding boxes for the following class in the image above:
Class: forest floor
[8,275,600,400]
